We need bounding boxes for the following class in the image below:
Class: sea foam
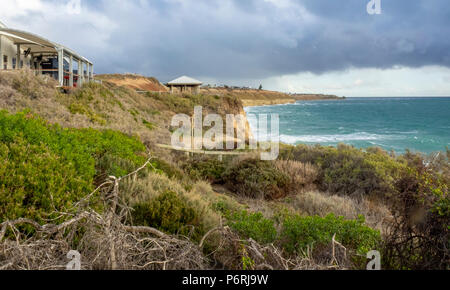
[278,132,388,144]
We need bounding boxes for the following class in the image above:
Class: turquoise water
[244,97,450,154]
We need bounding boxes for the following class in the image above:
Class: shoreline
[241,94,345,107]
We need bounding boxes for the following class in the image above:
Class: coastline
[241,94,345,107]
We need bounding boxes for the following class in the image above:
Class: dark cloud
[32,0,450,81]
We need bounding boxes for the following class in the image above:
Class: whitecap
[277,132,393,144]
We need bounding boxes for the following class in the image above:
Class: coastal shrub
[132,191,204,239]
[287,191,391,231]
[0,111,148,223]
[289,191,359,219]
[228,211,277,244]
[123,175,225,242]
[382,166,449,270]
[183,157,227,183]
[0,137,92,223]
[280,214,381,257]
[274,160,318,191]
[280,144,406,197]
[0,111,147,178]
[121,171,186,205]
[223,158,290,199]
[151,157,184,179]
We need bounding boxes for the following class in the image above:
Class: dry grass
[287,191,392,233]
[96,73,168,92]
[275,160,318,192]
[207,227,349,270]
[121,173,238,234]
[0,70,174,147]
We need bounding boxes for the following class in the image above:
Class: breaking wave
[278,132,393,144]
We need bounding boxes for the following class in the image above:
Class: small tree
[258,84,263,90]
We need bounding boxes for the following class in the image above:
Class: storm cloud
[1,0,450,84]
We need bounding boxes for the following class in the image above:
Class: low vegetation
[0,71,447,270]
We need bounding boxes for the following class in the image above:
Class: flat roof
[0,27,92,64]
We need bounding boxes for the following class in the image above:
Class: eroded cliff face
[201,87,295,108]
[200,94,254,146]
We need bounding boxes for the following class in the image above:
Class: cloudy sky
[1,0,450,96]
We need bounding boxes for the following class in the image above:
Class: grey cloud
[22,0,450,81]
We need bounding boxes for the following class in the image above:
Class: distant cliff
[200,87,343,107]
[292,94,345,101]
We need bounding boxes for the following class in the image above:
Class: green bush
[0,110,148,223]
[0,138,92,223]
[183,157,227,183]
[223,158,290,199]
[228,211,277,244]
[132,191,203,238]
[280,144,406,197]
[280,213,381,256]
[383,166,449,270]
[151,158,184,179]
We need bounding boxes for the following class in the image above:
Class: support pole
[90,63,93,81]
[57,48,64,86]
[16,44,20,70]
[86,63,90,82]
[82,62,86,83]
[77,59,82,87]
[0,36,3,70]
[69,55,73,87]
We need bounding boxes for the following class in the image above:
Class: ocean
[244,97,450,154]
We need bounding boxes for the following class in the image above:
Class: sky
[1,0,450,96]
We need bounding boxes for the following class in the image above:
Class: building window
[12,57,16,69]
[3,55,7,70]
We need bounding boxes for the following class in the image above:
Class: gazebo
[166,76,202,94]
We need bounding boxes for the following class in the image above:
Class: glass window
[3,55,8,70]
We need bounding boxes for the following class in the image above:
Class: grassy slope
[0,71,246,148]
[96,73,168,92]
